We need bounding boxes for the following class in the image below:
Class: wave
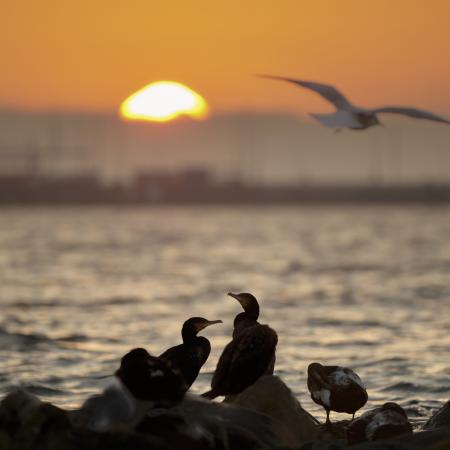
[19,384,66,397]
[1,296,141,310]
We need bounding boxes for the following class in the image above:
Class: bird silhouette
[258,75,450,130]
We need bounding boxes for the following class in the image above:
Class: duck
[307,362,368,423]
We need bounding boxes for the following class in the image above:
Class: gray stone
[424,401,450,431]
[137,393,281,449]
[71,379,153,432]
[350,428,450,450]
[225,375,319,447]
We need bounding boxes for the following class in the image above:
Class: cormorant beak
[197,320,222,332]
[228,292,246,307]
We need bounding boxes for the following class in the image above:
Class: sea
[0,205,449,427]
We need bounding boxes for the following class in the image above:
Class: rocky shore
[0,376,448,450]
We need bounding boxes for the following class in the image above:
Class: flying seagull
[258,75,450,130]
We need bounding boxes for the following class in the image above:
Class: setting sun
[120,81,209,122]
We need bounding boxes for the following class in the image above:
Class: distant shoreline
[2,170,450,205]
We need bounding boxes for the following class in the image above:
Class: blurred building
[0,109,450,187]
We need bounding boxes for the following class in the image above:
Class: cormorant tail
[201,389,218,399]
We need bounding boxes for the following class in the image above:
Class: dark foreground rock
[350,428,450,450]
[0,383,449,450]
[423,400,450,431]
[0,389,169,450]
[226,375,320,447]
[137,394,281,449]
[0,387,283,450]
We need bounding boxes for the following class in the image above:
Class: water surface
[0,206,449,426]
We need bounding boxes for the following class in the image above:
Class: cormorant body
[160,317,222,390]
[202,292,278,399]
[347,402,412,444]
[115,347,186,407]
[307,362,368,423]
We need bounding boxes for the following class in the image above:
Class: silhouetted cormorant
[159,317,222,390]
[202,292,278,399]
[115,347,186,407]
[307,362,368,423]
[347,402,412,444]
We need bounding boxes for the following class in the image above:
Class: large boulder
[0,387,285,450]
[70,378,152,432]
[347,403,413,445]
[0,389,170,450]
[0,389,72,450]
[349,428,450,450]
[225,375,319,447]
[137,393,282,449]
[423,401,450,431]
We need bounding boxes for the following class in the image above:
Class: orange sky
[2,0,450,117]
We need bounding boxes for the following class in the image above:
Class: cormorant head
[228,292,260,322]
[182,317,222,341]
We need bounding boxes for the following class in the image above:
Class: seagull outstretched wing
[310,111,363,129]
[257,75,354,111]
[372,106,450,124]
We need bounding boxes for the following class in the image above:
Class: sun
[120,81,209,122]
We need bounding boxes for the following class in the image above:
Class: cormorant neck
[182,325,198,342]
[233,311,259,335]
[242,299,259,320]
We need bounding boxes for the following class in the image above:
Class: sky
[2,0,450,118]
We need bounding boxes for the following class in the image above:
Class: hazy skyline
[1,110,449,185]
[2,0,450,118]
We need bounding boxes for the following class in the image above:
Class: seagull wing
[310,111,363,129]
[258,75,354,110]
[372,106,450,124]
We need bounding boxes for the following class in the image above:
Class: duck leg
[326,410,331,424]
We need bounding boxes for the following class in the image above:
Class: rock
[350,428,450,450]
[225,375,319,447]
[0,389,72,450]
[298,441,346,450]
[0,387,285,450]
[424,400,450,431]
[0,389,172,450]
[347,402,413,445]
[70,378,152,432]
[137,393,282,449]
[316,420,351,442]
